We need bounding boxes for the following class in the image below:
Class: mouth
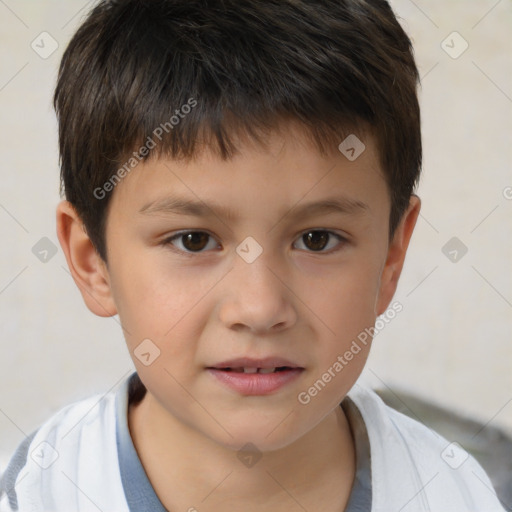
[206,357,305,395]
[214,366,298,374]
[208,356,303,371]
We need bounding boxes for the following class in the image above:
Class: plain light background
[0,0,511,471]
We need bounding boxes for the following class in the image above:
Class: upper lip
[208,357,303,369]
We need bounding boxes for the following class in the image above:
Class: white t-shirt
[0,372,506,512]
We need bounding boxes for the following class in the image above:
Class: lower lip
[207,368,304,395]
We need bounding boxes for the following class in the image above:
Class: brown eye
[164,231,219,253]
[294,230,345,253]
[181,232,210,251]
[304,231,328,251]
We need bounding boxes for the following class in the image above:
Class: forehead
[108,123,388,224]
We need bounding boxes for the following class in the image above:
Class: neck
[128,392,355,512]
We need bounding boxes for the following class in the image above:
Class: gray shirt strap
[0,430,38,511]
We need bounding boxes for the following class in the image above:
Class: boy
[0,0,506,510]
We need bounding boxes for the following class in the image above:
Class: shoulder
[346,383,506,512]
[0,384,129,512]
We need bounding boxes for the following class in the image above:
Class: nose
[218,249,298,335]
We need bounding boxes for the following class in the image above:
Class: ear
[376,195,421,316]
[56,200,117,317]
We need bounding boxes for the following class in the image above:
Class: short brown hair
[54,0,422,262]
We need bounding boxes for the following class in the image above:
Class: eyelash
[161,229,348,255]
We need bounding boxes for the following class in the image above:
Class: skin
[57,122,420,512]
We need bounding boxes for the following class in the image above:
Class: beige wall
[0,0,511,469]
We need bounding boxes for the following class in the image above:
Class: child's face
[78,123,417,451]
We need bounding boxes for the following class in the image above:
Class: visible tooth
[258,367,276,374]
[243,367,258,374]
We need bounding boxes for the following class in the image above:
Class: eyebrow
[139,195,369,221]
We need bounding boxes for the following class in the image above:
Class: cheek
[299,278,378,410]
[309,259,382,334]
[108,253,188,345]
[108,252,216,375]
[305,256,383,382]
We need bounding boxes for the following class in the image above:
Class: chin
[206,421,307,454]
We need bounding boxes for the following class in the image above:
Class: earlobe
[56,200,117,317]
[376,195,421,316]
